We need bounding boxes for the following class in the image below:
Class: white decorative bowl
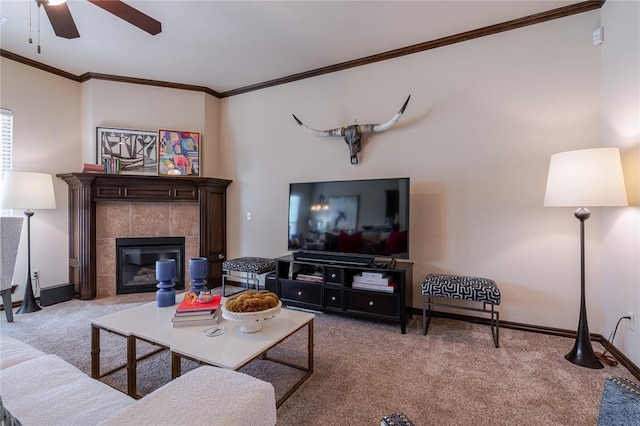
[221,301,282,333]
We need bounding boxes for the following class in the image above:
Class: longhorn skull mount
[292,95,410,165]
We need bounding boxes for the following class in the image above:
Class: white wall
[600,0,640,365]
[220,11,603,333]
[0,58,80,297]
[80,79,221,177]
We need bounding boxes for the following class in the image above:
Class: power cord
[595,315,631,367]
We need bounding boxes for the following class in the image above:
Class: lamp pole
[564,207,602,369]
[15,209,41,314]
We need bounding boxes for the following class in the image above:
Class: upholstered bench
[222,257,276,297]
[381,412,415,426]
[421,273,501,347]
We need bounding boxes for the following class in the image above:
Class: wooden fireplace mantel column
[57,173,232,300]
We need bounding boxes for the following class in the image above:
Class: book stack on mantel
[102,157,121,174]
[171,294,222,327]
[352,272,396,293]
[82,163,106,174]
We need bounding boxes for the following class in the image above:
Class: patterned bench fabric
[421,273,500,305]
[222,257,275,275]
[380,412,415,426]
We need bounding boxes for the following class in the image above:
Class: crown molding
[1,1,605,99]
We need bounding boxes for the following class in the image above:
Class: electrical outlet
[628,312,635,331]
[32,269,39,281]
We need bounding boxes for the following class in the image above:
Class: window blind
[1,108,14,215]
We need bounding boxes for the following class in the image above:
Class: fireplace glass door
[116,237,186,294]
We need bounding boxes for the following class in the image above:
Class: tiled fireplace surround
[59,173,231,300]
[96,202,199,298]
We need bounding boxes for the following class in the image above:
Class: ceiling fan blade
[88,0,162,35]
[43,3,80,39]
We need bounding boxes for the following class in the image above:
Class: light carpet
[1,294,636,426]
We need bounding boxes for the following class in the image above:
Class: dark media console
[273,254,412,333]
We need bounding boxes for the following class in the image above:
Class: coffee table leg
[91,325,100,379]
[126,336,138,398]
[308,318,314,373]
[171,353,182,379]
[273,319,315,408]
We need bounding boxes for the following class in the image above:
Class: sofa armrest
[104,366,277,426]
[598,376,640,426]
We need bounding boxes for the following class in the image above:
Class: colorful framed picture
[96,127,158,175]
[158,130,200,176]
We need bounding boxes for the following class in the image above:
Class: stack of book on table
[352,272,396,293]
[171,294,222,327]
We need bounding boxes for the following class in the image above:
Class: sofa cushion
[0,333,45,370]
[104,366,277,426]
[1,354,135,426]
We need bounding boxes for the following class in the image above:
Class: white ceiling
[0,1,586,95]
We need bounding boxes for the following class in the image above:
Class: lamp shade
[544,148,628,207]
[0,171,56,210]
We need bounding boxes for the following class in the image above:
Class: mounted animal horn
[293,95,410,165]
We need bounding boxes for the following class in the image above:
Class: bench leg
[248,272,260,291]
[422,297,433,335]
[486,302,500,348]
[221,272,228,297]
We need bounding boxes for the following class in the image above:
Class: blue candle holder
[156,259,176,307]
[189,257,208,295]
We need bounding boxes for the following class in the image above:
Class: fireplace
[116,237,186,294]
[58,173,231,300]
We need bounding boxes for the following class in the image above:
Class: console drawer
[325,287,342,309]
[280,281,322,306]
[325,267,343,285]
[345,290,399,317]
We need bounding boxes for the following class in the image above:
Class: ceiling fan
[35,0,162,40]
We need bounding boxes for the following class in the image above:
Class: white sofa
[0,333,277,426]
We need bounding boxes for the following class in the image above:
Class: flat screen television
[288,177,410,264]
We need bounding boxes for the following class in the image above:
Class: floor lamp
[0,171,56,314]
[544,147,628,369]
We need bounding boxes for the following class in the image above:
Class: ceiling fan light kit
[29,0,161,54]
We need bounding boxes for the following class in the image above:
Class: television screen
[288,177,410,259]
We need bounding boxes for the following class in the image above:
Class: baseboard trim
[40,283,75,307]
[409,307,640,380]
[598,335,640,380]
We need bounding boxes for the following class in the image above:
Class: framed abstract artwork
[96,127,158,175]
[158,130,200,176]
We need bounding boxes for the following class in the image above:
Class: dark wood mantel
[58,173,232,300]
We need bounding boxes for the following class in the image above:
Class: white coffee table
[91,294,314,406]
